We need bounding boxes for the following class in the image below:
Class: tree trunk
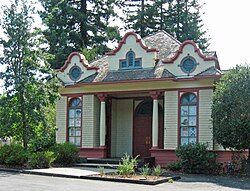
[20,90,28,150]
[140,0,145,37]
[247,148,250,175]
[80,0,88,47]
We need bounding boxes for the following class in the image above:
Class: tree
[211,65,250,163]
[39,0,121,69]
[0,0,59,150]
[123,0,209,50]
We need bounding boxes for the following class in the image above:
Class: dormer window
[119,50,141,69]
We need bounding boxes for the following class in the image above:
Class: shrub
[168,178,174,183]
[176,143,221,174]
[116,154,138,177]
[141,164,151,178]
[28,151,56,168]
[0,144,28,166]
[167,161,182,171]
[153,165,162,177]
[51,143,79,165]
[99,166,105,177]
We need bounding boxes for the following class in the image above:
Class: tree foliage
[39,0,121,69]
[0,0,60,150]
[212,65,250,153]
[123,0,209,50]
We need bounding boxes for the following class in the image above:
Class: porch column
[98,94,106,147]
[151,91,160,148]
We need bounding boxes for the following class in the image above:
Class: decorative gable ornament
[178,54,199,75]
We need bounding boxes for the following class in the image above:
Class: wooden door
[134,115,152,158]
[133,100,164,158]
[134,101,152,158]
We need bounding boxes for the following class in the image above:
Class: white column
[152,98,159,148]
[100,100,106,147]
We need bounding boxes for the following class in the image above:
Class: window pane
[69,119,75,127]
[75,137,81,147]
[127,52,134,67]
[181,127,188,136]
[75,118,81,127]
[121,60,127,68]
[69,128,75,136]
[69,109,75,117]
[189,127,196,137]
[189,116,196,126]
[189,106,196,115]
[189,94,197,104]
[181,106,188,116]
[76,128,81,136]
[181,116,188,126]
[181,97,189,104]
[181,138,188,145]
[189,138,196,144]
[69,137,75,144]
[75,109,81,118]
[134,60,140,67]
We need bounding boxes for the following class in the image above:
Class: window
[179,56,198,74]
[119,50,141,69]
[180,93,197,145]
[69,66,82,81]
[68,98,82,147]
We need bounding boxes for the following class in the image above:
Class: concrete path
[24,166,116,177]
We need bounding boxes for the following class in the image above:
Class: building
[56,31,233,166]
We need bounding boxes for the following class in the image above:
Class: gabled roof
[195,66,223,77]
[74,31,221,84]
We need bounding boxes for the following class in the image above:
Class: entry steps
[74,157,155,169]
[75,158,121,169]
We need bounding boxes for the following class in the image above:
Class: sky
[0,0,250,93]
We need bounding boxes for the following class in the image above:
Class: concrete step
[74,163,120,169]
[87,158,121,165]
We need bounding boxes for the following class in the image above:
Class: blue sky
[0,0,250,93]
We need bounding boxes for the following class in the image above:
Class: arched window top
[180,93,197,105]
[136,101,153,116]
[69,98,81,107]
[120,50,141,69]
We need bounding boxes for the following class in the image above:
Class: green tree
[123,0,209,50]
[39,0,121,69]
[211,65,250,164]
[0,0,59,150]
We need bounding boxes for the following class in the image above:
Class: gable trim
[162,40,218,64]
[57,52,99,72]
[106,32,159,56]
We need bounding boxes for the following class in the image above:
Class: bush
[51,143,79,165]
[176,143,221,174]
[28,151,56,168]
[167,161,182,171]
[116,154,138,177]
[0,144,28,166]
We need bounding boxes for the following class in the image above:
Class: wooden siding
[164,91,178,149]
[82,95,96,148]
[56,96,67,143]
[112,99,133,157]
[199,89,213,150]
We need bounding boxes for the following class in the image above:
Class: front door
[133,100,164,158]
[134,101,152,158]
